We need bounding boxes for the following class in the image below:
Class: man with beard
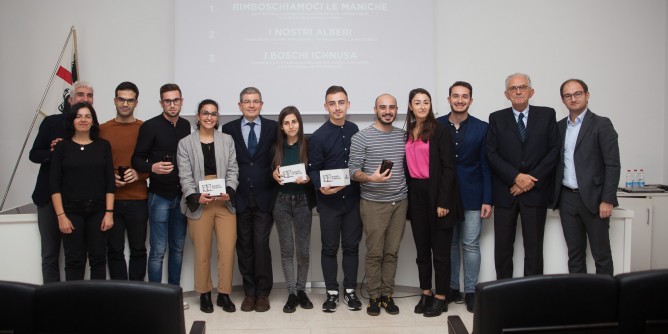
[132,84,190,307]
[552,79,619,275]
[348,94,407,316]
[437,81,492,312]
[100,81,149,281]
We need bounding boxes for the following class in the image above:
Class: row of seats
[0,280,205,334]
[447,269,668,334]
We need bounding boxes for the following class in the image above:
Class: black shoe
[424,297,447,317]
[297,290,313,309]
[283,293,299,313]
[380,295,399,315]
[367,297,381,316]
[200,292,214,313]
[446,288,461,304]
[322,291,339,313]
[343,290,363,311]
[414,293,433,314]
[216,293,236,313]
[465,293,475,313]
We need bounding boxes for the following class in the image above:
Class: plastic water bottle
[632,169,639,187]
[638,169,645,187]
[625,170,633,188]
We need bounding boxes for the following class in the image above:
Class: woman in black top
[51,102,115,280]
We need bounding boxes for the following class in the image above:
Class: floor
[183,288,474,333]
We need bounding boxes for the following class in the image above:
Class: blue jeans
[273,193,312,295]
[450,210,481,293]
[147,193,186,285]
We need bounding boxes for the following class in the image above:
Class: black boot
[423,297,447,317]
[200,292,213,313]
[414,293,433,314]
[216,293,236,313]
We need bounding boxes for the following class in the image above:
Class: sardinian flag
[41,26,79,116]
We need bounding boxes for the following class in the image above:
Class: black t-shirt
[50,138,115,201]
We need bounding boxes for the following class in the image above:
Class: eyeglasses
[162,98,182,106]
[562,91,585,100]
[200,111,219,118]
[241,99,262,105]
[116,97,137,105]
[507,85,530,92]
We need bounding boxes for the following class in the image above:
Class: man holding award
[307,86,363,313]
[349,93,408,316]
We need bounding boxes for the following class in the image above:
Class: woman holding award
[271,106,317,313]
[177,99,238,313]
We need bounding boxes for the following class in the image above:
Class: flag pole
[0,26,77,211]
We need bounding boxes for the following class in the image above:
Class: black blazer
[486,105,560,208]
[406,122,463,228]
[221,116,278,213]
[552,110,620,214]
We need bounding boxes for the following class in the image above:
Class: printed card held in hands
[279,163,307,183]
[199,178,226,197]
[320,168,351,187]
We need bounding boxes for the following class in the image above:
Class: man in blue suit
[437,81,492,312]
[552,79,620,275]
[221,87,277,312]
[486,73,559,279]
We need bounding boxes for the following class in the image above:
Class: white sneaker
[183,301,190,310]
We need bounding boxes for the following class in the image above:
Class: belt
[562,185,579,192]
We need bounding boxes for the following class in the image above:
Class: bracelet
[56,212,65,216]
[105,209,114,213]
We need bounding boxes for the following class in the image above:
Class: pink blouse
[405,138,430,179]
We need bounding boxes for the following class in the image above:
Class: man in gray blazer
[552,79,620,275]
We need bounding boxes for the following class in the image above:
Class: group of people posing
[30,72,620,318]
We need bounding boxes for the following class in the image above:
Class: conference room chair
[33,280,205,334]
[617,269,668,334]
[447,274,619,334]
[0,280,38,334]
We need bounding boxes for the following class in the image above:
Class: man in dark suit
[486,73,559,279]
[221,87,277,312]
[552,79,620,275]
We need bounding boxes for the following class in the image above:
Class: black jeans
[317,200,362,291]
[37,201,62,283]
[107,200,148,280]
[61,210,108,280]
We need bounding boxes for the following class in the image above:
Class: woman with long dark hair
[50,102,115,280]
[405,88,463,317]
[177,99,238,313]
[271,106,316,313]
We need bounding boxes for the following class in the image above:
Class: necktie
[517,113,526,142]
[247,122,257,156]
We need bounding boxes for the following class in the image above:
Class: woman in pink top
[405,88,463,317]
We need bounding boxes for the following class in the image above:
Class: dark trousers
[107,200,148,281]
[408,179,453,296]
[236,205,274,297]
[558,190,613,275]
[494,202,547,279]
[37,201,62,283]
[318,200,362,291]
[61,210,108,280]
